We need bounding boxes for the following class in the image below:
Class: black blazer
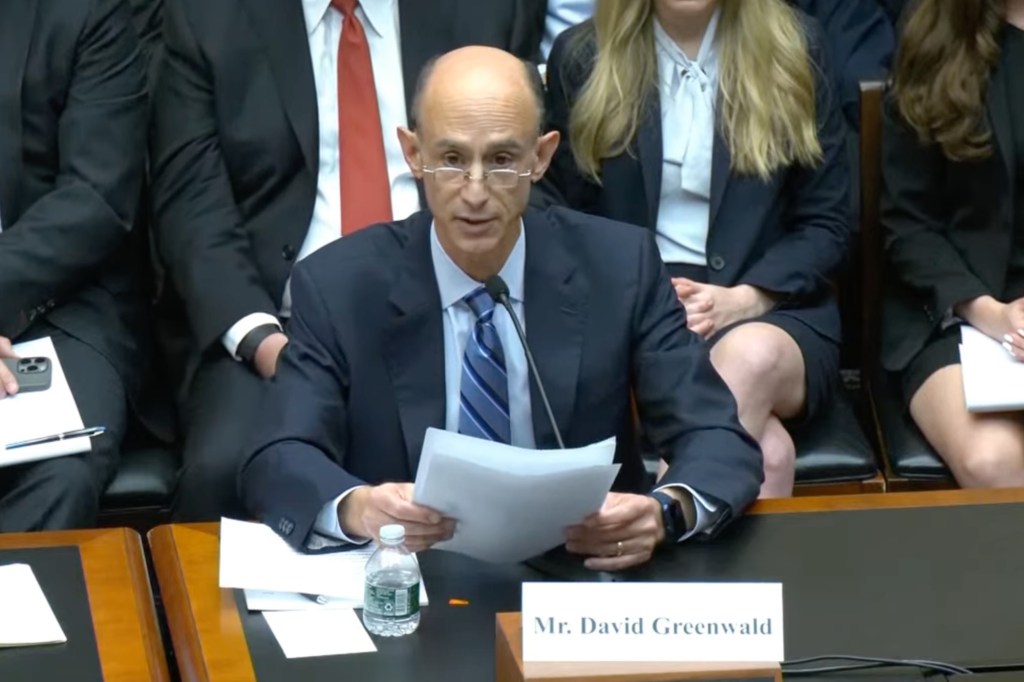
[542,19,853,344]
[880,61,1017,372]
[0,0,148,396]
[151,0,546,361]
[238,207,763,550]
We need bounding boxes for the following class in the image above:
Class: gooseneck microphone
[484,275,565,449]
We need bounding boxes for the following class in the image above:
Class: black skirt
[665,263,840,425]
[899,325,960,405]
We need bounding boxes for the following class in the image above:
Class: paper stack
[960,325,1024,412]
[412,428,620,563]
[0,564,66,648]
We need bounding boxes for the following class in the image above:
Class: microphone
[485,275,565,449]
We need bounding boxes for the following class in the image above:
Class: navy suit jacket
[239,207,763,550]
[792,0,895,129]
[542,18,853,344]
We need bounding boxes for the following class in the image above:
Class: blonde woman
[544,0,852,498]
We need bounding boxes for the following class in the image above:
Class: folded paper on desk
[0,337,90,467]
[219,518,428,608]
[412,428,620,563]
[960,325,1024,412]
[263,609,377,658]
[0,563,67,647]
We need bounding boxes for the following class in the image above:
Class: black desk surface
[232,502,1024,681]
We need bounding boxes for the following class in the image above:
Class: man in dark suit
[239,46,762,571]
[0,0,148,531]
[151,0,547,522]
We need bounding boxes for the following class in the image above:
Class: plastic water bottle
[362,524,421,637]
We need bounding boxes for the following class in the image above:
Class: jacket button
[281,245,296,261]
[709,255,726,271]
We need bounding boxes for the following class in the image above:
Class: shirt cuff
[306,486,372,550]
[654,483,719,542]
[222,313,282,360]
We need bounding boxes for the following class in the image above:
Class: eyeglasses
[420,166,534,189]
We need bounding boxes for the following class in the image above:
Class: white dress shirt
[653,12,721,266]
[541,0,594,60]
[222,0,420,358]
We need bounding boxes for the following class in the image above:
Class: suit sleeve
[0,0,146,339]
[535,27,600,212]
[150,0,278,354]
[508,0,547,63]
[238,263,366,551]
[631,231,763,530]
[880,100,990,319]
[739,22,853,305]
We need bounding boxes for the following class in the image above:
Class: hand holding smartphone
[1,357,53,394]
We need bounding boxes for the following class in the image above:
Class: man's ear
[397,127,424,179]
[530,130,561,182]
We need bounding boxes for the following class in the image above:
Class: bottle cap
[379,524,405,543]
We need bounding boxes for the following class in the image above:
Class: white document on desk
[960,325,1024,412]
[263,609,377,658]
[219,518,428,608]
[0,563,67,647]
[0,337,90,467]
[412,428,620,564]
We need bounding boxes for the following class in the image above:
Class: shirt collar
[430,221,527,310]
[301,0,393,38]
[653,9,721,82]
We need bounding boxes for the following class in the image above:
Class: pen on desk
[302,593,329,605]
[4,426,106,451]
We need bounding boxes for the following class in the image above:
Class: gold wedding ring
[615,541,624,557]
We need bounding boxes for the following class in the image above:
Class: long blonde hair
[568,0,823,182]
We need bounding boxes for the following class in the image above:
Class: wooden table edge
[116,529,171,682]
[149,525,209,682]
[748,487,1024,514]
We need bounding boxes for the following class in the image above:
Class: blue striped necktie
[458,287,512,444]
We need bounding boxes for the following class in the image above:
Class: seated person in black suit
[0,0,147,531]
[882,0,1024,486]
[238,46,763,571]
[544,0,853,498]
[151,0,548,521]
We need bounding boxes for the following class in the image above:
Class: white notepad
[0,337,91,467]
[960,325,1024,412]
[0,564,67,647]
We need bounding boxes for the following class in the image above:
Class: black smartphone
[1,356,53,393]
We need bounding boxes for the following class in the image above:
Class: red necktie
[332,0,393,234]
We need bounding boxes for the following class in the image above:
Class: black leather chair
[99,425,178,531]
[857,81,953,489]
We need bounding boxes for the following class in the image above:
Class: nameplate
[521,582,784,663]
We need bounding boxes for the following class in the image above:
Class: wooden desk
[0,528,169,682]
[149,488,1024,682]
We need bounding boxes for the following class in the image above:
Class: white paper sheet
[960,325,1024,412]
[412,428,620,563]
[0,337,90,467]
[263,609,377,658]
[220,518,428,606]
[0,564,67,647]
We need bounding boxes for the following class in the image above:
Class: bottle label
[364,583,420,618]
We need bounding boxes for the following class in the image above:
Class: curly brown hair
[891,0,1006,161]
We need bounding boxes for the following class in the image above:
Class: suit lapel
[383,213,447,475]
[636,95,663,229]
[0,0,35,228]
[243,1,318,177]
[522,209,587,448]
[708,129,731,232]
[988,57,1015,207]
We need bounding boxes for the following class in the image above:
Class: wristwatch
[237,323,282,368]
[650,491,687,542]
